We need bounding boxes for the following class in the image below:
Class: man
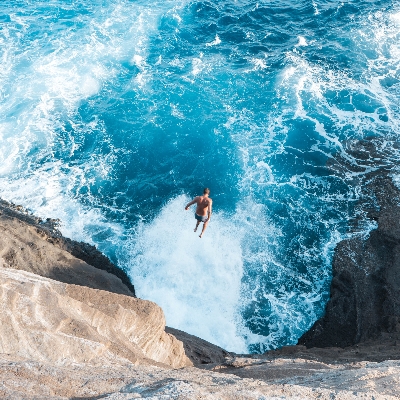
[185,188,212,238]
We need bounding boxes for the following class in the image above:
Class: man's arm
[207,200,212,221]
[185,197,198,210]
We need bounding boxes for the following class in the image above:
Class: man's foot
[199,234,202,238]
[194,227,197,232]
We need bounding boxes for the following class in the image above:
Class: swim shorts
[195,213,208,222]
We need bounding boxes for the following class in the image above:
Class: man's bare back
[185,188,212,238]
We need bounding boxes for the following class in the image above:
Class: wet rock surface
[299,173,400,348]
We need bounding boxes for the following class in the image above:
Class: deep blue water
[1,0,400,352]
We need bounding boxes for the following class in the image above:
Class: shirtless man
[185,188,212,238]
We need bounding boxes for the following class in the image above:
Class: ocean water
[1,0,400,353]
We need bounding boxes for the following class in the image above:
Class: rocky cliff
[1,193,400,399]
[0,267,190,368]
[299,174,400,348]
[0,200,192,371]
[0,199,135,296]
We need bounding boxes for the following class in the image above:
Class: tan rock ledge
[0,267,191,369]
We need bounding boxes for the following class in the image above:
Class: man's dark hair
[203,188,210,194]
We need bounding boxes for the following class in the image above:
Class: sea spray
[128,195,247,352]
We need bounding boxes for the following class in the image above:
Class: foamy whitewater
[1,0,400,353]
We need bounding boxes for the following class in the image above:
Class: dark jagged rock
[0,199,135,297]
[299,174,400,348]
[165,327,232,366]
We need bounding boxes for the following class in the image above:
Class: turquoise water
[1,0,400,352]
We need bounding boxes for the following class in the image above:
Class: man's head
[203,188,210,195]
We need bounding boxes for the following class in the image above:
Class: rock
[0,267,191,368]
[212,356,400,399]
[1,352,399,399]
[0,199,135,296]
[299,174,400,348]
[0,198,234,369]
[165,326,232,366]
[0,205,134,297]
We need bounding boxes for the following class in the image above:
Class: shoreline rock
[299,174,400,349]
[165,326,232,366]
[2,184,400,398]
[0,198,135,296]
[0,267,191,369]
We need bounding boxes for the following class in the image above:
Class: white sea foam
[127,195,247,353]
[312,1,320,15]
[276,33,400,175]
[246,57,268,72]
[390,11,400,24]
[297,36,308,47]
[191,56,204,76]
[125,192,321,352]
[0,164,124,247]
[206,34,221,47]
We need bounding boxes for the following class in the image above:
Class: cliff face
[1,196,400,399]
[0,267,191,368]
[0,199,135,297]
[0,200,192,369]
[299,174,400,348]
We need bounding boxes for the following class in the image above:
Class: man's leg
[199,220,209,238]
[194,220,201,232]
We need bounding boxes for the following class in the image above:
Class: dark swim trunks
[195,213,207,222]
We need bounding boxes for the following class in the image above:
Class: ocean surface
[1,0,400,353]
